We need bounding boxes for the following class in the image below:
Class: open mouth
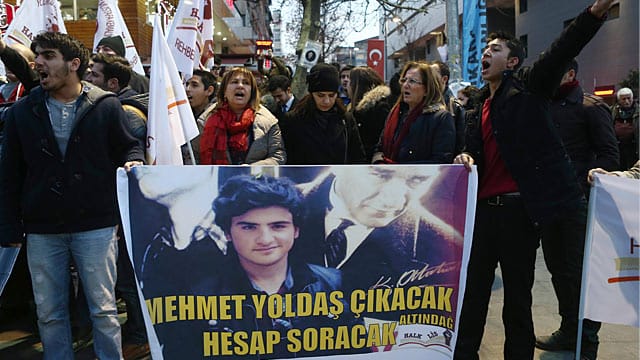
[482,61,490,70]
[38,71,49,80]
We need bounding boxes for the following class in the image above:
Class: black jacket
[0,83,144,245]
[272,96,299,122]
[0,45,39,94]
[351,85,392,162]
[281,104,365,164]
[463,8,606,225]
[158,250,365,359]
[373,103,456,164]
[551,84,619,195]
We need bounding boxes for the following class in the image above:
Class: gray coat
[244,105,287,165]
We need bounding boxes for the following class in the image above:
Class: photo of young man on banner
[116,165,477,360]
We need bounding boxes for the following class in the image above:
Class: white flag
[93,0,145,75]
[581,174,640,327]
[167,0,214,81]
[167,0,200,81]
[2,0,67,47]
[147,17,200,165]
[198,0,215,69]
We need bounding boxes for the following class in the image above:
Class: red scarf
[200,103,255,165]
[381,101,425,163]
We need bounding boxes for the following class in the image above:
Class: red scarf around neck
[381,101,425,163]
[200,102,255,165]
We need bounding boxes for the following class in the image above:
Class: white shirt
[324,181,374,268]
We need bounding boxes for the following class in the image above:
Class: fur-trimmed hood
[355,85,391,112]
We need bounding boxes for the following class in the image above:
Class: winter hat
[307,63,340,93]
[97,36,126,57]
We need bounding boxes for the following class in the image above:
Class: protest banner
[0,247,20,296]
[461,0,486,86]
[117,165,477,359]
[93,0,145,75]
[580,174,640,328]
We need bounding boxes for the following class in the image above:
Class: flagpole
[185,140,196,165]
[575,177,599,360]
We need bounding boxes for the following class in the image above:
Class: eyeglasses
[399,77,423,86]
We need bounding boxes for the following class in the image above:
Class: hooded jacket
[0,82,144,245]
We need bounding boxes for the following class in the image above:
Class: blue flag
[462,0,487,86]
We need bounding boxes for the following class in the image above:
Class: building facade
[378,0,637,93]
[516,0,638,94]
[3,0,273,67]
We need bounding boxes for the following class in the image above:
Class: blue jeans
[27,226,122,360]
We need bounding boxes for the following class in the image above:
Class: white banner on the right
[581,174,639,328]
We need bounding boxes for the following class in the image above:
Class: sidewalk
[1,248,637,359]
[481,248,639,359]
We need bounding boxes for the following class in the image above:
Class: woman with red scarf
[200,67,286,165]
[372,61,455,164]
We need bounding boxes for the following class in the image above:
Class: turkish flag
[367,39,385,80]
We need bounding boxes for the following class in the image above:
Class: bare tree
[273,0,428,98]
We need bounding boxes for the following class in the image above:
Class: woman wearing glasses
[372,61,455,164]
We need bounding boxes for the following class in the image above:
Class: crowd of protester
[0,0,637,359]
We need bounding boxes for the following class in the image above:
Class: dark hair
[563,58,579,76]
[459,85,480,99]
[31,32,90,79]
[267,75,291,92]
[213,175,304,233]
[191,69,217,100]
[432,60,450,85]
[289,92,347,116]
[389,71,402,103]
[349,66,384,108]
[340,65,354,75]
[91,53,132,89]
[487,31,525,70]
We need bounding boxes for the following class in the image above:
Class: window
[60,0,97,21]
[519,0,527,14]
[519,34,528,59]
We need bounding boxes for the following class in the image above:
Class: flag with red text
[147,16,199,165]
[167,0,214,81]
[2,0,66,47]
[93,0,145,75]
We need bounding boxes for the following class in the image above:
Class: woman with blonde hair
[200,67,286,165]
[372,61,455,164]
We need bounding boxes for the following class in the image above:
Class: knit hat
[307,63,340,93]
[97,36,126,57]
